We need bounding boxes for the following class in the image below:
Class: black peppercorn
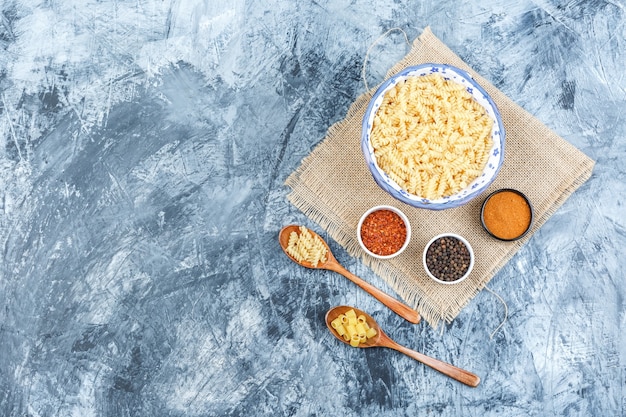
[425,236,471,282]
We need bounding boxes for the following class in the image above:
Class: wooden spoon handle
[386,339,480,387]
[326,261,420,324]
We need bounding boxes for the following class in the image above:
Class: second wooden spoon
[326,305,480,387]
[279,225,420,324]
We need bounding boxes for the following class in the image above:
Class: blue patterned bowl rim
[361,63,506,210]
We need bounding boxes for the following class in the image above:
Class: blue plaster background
[0,1,624,416]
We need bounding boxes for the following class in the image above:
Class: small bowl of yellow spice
[480,188,533,241]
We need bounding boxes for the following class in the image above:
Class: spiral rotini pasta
[286,226,328,267]
[370,73,494,200]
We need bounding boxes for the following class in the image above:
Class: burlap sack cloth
[285,27,595,328]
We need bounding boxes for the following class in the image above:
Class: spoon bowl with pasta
[325,305,480,387]
[279,225,420,324]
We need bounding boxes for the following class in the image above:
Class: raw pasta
[370,73,494,200]
[286,226,328,267]
[330,309,377,347]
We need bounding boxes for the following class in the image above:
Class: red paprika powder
[360,209,407,256]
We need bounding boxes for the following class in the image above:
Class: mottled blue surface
[0,1,624,416]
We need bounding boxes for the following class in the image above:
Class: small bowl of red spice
[357,205,411,259]
[481,188,534,241]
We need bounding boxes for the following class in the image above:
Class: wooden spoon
[279,225,420,324]
[325,305,480,387]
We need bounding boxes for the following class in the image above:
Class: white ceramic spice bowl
[357,205,411,260]
[422,233,474,284]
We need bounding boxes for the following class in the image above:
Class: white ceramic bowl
[361,63,505,210]
[422,233,474,284]
[357,205,411,259]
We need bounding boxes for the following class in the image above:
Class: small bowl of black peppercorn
[423,233,474,285]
